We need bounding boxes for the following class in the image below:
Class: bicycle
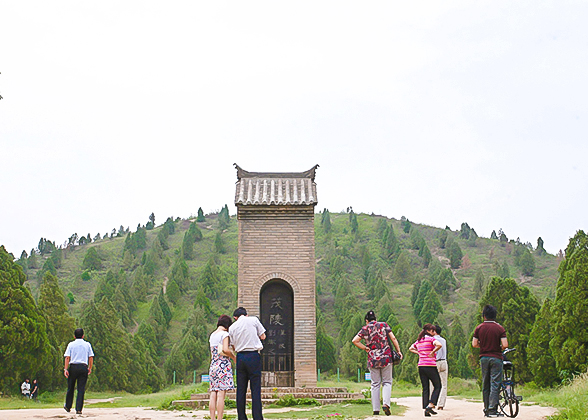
[498,348,523,418]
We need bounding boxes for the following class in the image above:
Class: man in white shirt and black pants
[432,325,448,410]
[229,307,266,420]
[63,328,94,414]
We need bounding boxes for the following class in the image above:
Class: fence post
[193,370,196,384]
[173,371,176,385]
[357,368,360,383]
[317,368,320,382]
[337,368,340,382]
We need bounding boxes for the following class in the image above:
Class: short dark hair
[233,307,247,318]
[483,305,498,321]
[365,310,377,322]
[74,328,84,339]
[217,315,233,329]
[435,325,442,335]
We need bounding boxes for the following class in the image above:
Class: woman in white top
[209,315,236,420]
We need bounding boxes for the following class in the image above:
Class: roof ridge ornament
[234,163,319,181]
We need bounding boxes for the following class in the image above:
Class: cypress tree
[394,251,412,283]
[447,241,463,269]
[166,278,181,304]
[158,290,172,325]
[0,246,51,393]
[550,230,588,378]
[196,207,206,222]
[83,247,103,271]
[528,298,558,387]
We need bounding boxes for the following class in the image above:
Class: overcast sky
[1,1,587,257]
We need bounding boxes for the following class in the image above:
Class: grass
[0,383,208,410]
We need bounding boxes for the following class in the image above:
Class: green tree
[218,204,230,229]
[158,289,172,325]
[80,298,142,392]
[385,224,399,257]
[199,257,222,298]
[438,230,448,249]
[528,298,558,387]
[491,230,498,240]
[196,207,206,222]
[520,249,536,276]
[401,217,411,233]
[447,241,463,269]
[166,278,181,304]
[148,212,155,229]
[421,244,432,268]
[419,288,443,325]
[394,251,412,283]
[182,222,203,260]
[477,277,540,382]
[321,209,332,234]
[349,211,358,234]
[214,232,226,254]
[413,280,432,320]
[0,246,51,394]
[164,308,209,382]
[38,272,76,389]
[172,256,190,292]
[550,230,588,379]
[497,261,510,278]
[536,237,546,256]
[83,247,103,271]
[474,269,485,298]
[316,314,336,372]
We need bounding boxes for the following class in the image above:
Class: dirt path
[390,396,557,419]
[0,398,557,419]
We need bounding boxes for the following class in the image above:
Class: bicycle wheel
[499,386,520,418]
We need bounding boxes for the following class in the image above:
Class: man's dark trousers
[481,356,503,413]
[236,351,263,420]
[65,364,89,412]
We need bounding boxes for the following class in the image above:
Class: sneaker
[76,411,82,414]
[373,411,379,415]
[64,405,70,413]
[487,410,504,418]
[424,410,431,417]
[383,405,391,416]
[425,406,437,415]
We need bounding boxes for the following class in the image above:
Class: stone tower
[234,164,319,388]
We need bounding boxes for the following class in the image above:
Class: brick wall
[237,205,317,387]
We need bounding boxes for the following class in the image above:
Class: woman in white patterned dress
[209,315,236,420]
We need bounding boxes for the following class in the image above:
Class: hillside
[15,209,561,385]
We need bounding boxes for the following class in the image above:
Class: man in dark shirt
[472,305,508,418]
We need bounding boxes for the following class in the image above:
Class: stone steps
[190,391,362,400]
[172,397,361,409]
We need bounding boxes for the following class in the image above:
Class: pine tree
[419,288,443,325]
[0,246,51,393]
[394,251,412,283]
[158,289,172,325]
[349,211,358,234]
[316,313,336,372]
[214,232,226,254]
[413,280,432,320]
[520,249,536,276]
[528,298,558,387]
[438,230,448,249]
[166,278,181,304]
[199,257,222,298]
[83,247,103,271]
[477,277,540,382]
[196,207,206,222]
[551,230,588,378]
[172,256,190,292]
[447,241,463,269]
[421,244,432,268]
[491,230,498,240]
[385,224,399,257]
[322,209,332,233]
[474,269,485,298]
[536,237,546,256]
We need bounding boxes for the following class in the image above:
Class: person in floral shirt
[352,310,403,416]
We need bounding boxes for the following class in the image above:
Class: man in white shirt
[63,328,94,414]
[433,325,448,410]
[21,379,30,398]
[229,307,266,420]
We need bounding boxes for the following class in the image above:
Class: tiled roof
[234,164,318,206]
